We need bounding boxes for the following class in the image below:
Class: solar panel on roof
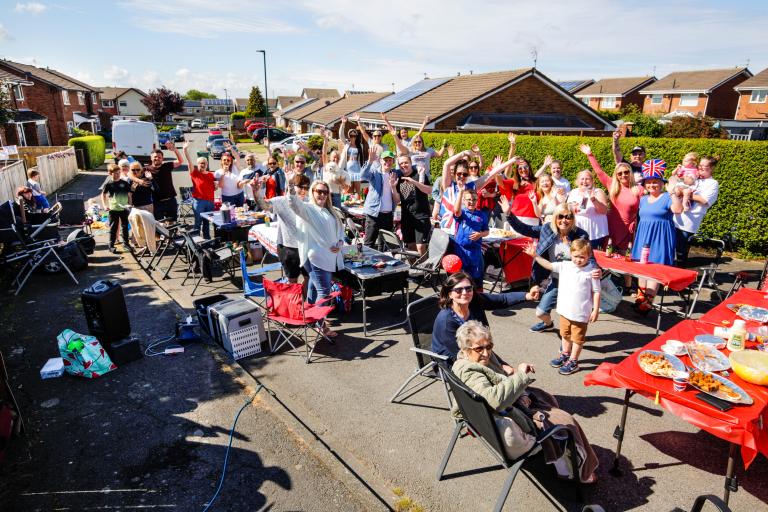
[558,80,587,92]
[363,78,451,113]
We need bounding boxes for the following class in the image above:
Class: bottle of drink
[625,242,633,261]
[606,238,614,257]
[727,319,747,352]
[264,214,271,228]
[640,244,650,264]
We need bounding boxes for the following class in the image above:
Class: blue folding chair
[239,249,281,301]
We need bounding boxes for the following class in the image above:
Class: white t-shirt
[673,177,719,234]
[215,168,243,197]
[551,261,600,323]
[552,175,571,193]
[380,171,394,213]
[410,148,437,172]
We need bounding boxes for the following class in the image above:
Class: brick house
[638,68,751,118]
[301,91,393,135]
[0,60,101,146]
[733,67,768,120]
[0,67,54,147]
[98,87,149,117]
[575,76,656,111]
[357,68,614,133]
[282,96,341,133]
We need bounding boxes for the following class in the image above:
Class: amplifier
[208,298,265,360]
[81,280,131,343]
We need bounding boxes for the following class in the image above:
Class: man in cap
[360,148,401,248]
[612,130,646,185]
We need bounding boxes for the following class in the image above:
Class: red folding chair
[262,278,339,363]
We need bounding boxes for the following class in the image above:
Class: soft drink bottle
[606,238,614,256]
[640,244,650,264]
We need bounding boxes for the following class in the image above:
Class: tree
[244,86,266,119]
[141,87,185,122]
[0,86,12,126]
[184,89,217,101]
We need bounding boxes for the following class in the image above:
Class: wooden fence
[35,147,78,195]
[0,160,28,204]
[17,146,71,169]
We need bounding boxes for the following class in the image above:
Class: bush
[662,116,728,139]
[68,135,106,170]
[597,110,622,121]
[307,135,324,151]
[382,132,768,255]
[72,127,95,137]
[230,112,245,120]
[620,104,664,138]
[139,114,152,122]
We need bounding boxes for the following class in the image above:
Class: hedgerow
[68,135,106,170]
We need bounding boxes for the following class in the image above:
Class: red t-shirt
[190,168,215,201]
[499,179,538,218]
[475,181,498,211]
[264,175,279,199]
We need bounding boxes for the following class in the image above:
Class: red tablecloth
[594,251,698,292]
[700,287,768,326]
[585,315,768,468]
[499,237,534,284]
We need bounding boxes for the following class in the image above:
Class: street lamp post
[257,50,268,130]
[223,88,229,130]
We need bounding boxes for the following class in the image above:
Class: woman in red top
[495,157,539,227]
[183,143,217,239]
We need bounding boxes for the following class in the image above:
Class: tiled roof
[735,68,768,90]
[267,98,277,108]
[1,60,95,91]
[303,92,393,126]
[576,76,656,97]
[640,68,750,94]
[235,97,248,106]
[98,87,147,100]
[0,67,32,85]
[283,97,341,121]
[302,88,340,98]
[360,69,532,124]
[276,96,302,109]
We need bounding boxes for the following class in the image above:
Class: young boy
[101,164,132,253]
[452,185,489,287]
[26,169,51,210]
[525,238,600,375]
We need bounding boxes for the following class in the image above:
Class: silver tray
[688,369,753,405]
[687,342,730,372]
[637,350,685,378]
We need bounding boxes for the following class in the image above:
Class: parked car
[208,128,222,136]
[191,119,204,129]
[175,121,191,133]
[206,134,225,149]
[246,121,269,134]
[158,131,172,146]
[112,120,158,163]
[209,139,244,159]
[216,121,228,129]
[168,129,185,142]
[252,127,291,144]
[269,133,313,153]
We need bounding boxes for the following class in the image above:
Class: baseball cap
[631,145,646,154]
[380,150,396,159]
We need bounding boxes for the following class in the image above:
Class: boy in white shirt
[525,238,600,375]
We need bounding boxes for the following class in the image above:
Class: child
[452,185,489,287]
[26,169,50,210]
[524,238,600,375]
[101,164,132,253]
[673,167,698,211]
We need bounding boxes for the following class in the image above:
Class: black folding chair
[437,363,585,512]
[726,258,768,298]
[378,229,420,262]
[680,237,726,316]
[181,231,236,296]
[390,295,451,407]
[409,227,450,297]
[177,187,194,223]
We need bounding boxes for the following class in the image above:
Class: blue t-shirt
[454,208,488,249]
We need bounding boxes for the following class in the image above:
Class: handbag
[57,329,117,378]
[599,276,623,313]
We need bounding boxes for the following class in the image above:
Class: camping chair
[238,248,282,304]
[726,258,768,298]
[436,363,585,512]
[390,295,452,407]
[144,223,186,276]
[181,231,236,296]
[262,278,339,364]
[680,237,726,317]
[378,229,420,262]
[409,227,450,297]
[177,187,194,224]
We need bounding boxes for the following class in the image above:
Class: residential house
[275,96,302,112]
[199,98,235,124]
[0,67,53,148]
[557,79,594,94]
[282,96,341,133]
[182,100,203,118]
[235,98,248,112]
[99,87,149,117]
[0,59,101,145]
[733,67,768,120]
[302,91,393,135]
[357,68,614,134]
[301,88,340,99]
[639,68,752,119]
[575,76,657,111]
[274,97,314,128]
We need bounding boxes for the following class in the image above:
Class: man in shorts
[393,155,433,256]
[145,141,184,221]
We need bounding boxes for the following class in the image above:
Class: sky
[1,0,767,100]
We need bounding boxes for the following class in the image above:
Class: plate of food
[637,350,685,378]
[687,342,730,372]
[688,369,753,405]
[694,334,727,350]
[486,228,517,240]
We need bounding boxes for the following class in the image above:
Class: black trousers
[363,212,394,250]
[109,210,130,247]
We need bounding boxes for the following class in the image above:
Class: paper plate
[694,334,727,350]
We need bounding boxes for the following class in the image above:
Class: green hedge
[383,132,768,255]
[230,112,245,120]
[68,135,106,170]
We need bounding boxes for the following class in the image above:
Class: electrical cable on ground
[202,384,265,512]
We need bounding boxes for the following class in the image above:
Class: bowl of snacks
[729,350,768,386]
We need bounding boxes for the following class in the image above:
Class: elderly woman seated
[452,320,599,483]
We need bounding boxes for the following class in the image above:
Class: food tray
[687,342,730,372]
[688,369,753,405]
[694,334,726,350]
[637,350,685,378]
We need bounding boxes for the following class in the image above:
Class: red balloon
[442,254,462,273]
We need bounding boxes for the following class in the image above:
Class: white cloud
[0,23,12,41]
[73,71,93,83]
[104,65,130,83]
[175,68,190,78]
[14,2,47,14]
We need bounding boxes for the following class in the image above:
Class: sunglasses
[413,140,423,144]
[518,165,530,170]
[616,171,630,176]
[297,185,309,191]
[451,285,473,294]
[314,189,329,195]
[470,343,494,354]
[557,214,574,220]
[469,165,479,169]
[268,162,278,166]
[295,160,306,165]
[455,172,469,178]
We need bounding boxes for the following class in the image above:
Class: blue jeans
[304,260,333,304]
[331,193,342,208]
[536,278,559,317]
[192,198,215,239]
[222,192,244,207]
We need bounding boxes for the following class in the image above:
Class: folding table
[483,236,534,292]
[248,222,279,259]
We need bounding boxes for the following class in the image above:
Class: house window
[102,100,115,108]
[679,93,699,107]
[13,84,24,101]
[650,94,663,105]
[119,100,127,107]
[66,121,75,135]
[92,94,97,105]
[62,90,70,105]
[600,96,617,109]
[77,92,86,105]
[580,97,590,105]
[749,90,767,103]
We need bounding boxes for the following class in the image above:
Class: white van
[112,120,158,162]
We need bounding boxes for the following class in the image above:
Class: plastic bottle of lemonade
[727,319,747,352]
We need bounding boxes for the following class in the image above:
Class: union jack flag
[641,159,666,180]
[439,187,458,235]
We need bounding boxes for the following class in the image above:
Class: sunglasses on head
[557,214,574,220]
[451,285,473,294]
[470,343,494,353]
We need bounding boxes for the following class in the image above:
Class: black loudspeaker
[67,229,95,254]
[81,280,131,343]
[105,337,143,365]
[58,199,86,226]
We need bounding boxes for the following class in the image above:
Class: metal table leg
[723,443,739,505]
[361,279,368,336]
[610,389,635,476]
[655,287,666,335]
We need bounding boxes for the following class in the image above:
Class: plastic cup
[672,371,689,392]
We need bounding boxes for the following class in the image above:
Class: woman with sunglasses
[263,156,286,199]
[452,320,599,482]
[566,170,610,250]
[431,271,539,364]
[339,116,365,194]
[265,174,312,286]
[214,151,245,207]
[501,199,593,333]
[535,173,564,224]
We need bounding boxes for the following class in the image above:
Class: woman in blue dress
[452,184,490,286]
[339,116,364,194]
[631,162,683,313]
